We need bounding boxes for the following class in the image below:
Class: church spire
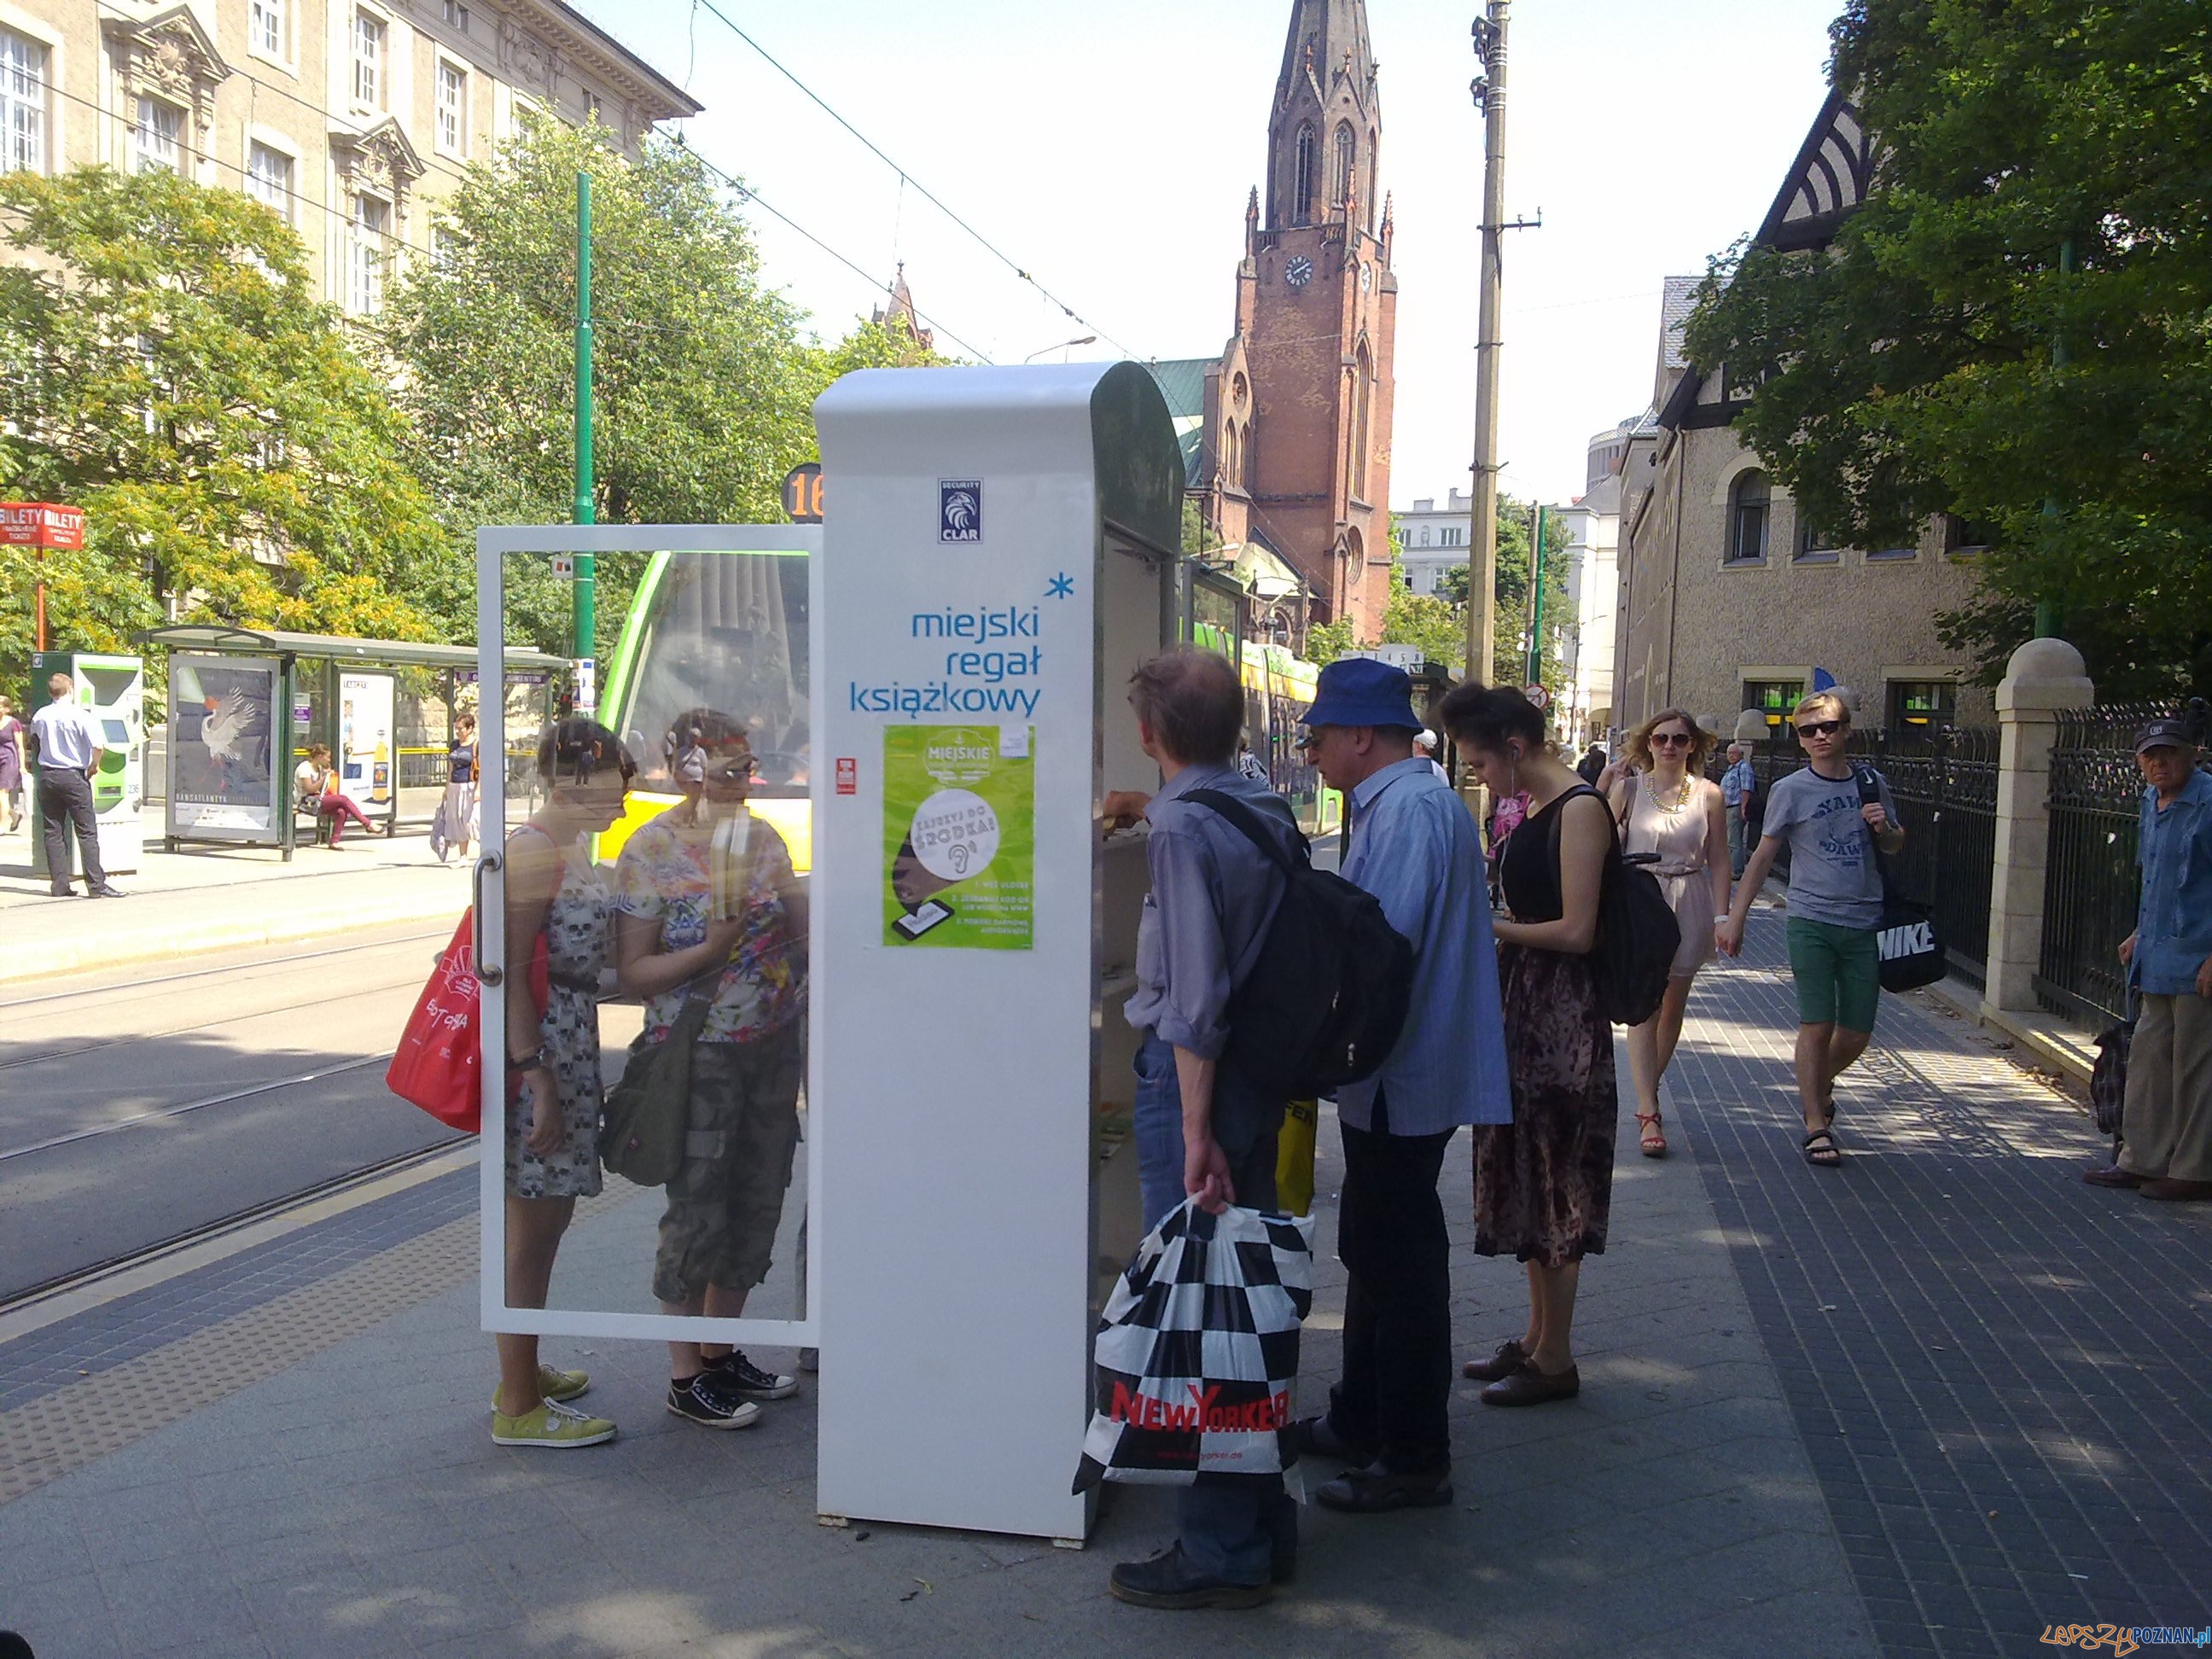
[1265,0,1382,232]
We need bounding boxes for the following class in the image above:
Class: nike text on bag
[1854,767,1945,992]
[1074,1198,1315,1489]
[1185,789,1413,1097]
[1553,786,1679,1027]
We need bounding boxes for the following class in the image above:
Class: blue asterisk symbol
[1046,573,1074,599]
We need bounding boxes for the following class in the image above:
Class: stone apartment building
[1611,90,1988,741]
[1396,487,1470,597]
[0,0,697,316]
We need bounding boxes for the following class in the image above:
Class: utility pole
[1465,3,1538,687]
[573,170,597,712]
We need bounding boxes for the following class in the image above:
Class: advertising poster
[882,725,1034,949]
[168,655,278,836]
[337,672,396,811]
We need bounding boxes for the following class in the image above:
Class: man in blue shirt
[29,672,123,899]
[1720,742,1756,877]
[1107,647,1299,1610]
[2087,719,2212,1201]
[1292,658,1511,1512]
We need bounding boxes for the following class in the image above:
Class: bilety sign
[0,502,85,550]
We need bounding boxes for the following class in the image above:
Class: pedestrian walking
[1720,742,1756,879]
[1610,709,1732,1158]
[1575,742,1608,785]
[490,719,634,1449]
[439,712,482,864]
[615,709,806,1432]
[1291,660,1510,1511]
[2086,717,2212,1202]
[1439,682,1617,1407]
[0,694,24,833]
[1717,691,1904,1167]
[1101,647,1297,1610]
[29,673,122,898]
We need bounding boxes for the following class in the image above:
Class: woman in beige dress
[1609,709,1731,1158]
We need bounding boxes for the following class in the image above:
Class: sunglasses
[1796,719,1845,738]
[1650,731,1692,747]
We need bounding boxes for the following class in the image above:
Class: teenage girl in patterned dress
[489,719,634,1448]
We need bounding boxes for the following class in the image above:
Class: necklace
[1645,771,1694,813]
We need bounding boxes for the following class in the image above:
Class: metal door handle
[472,851,504,986]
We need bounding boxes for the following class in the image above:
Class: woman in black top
[439,712,480,864]
[1438,683,1619,1407]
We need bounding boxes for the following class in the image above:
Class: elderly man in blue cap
[1290,657,1511,1511]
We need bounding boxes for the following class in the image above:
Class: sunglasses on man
[1796,719,1845,738]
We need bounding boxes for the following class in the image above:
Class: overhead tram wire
[674,137,997,364]
[690,0,1136,359]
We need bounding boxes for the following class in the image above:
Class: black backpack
[1551,785,1679,1027]
[1185,789,1414,1097]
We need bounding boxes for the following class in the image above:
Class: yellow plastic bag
[1275,1098,1319,1217]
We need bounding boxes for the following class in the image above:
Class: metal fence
[2034,702,2209,1027]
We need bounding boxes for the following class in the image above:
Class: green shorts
[1785,917,1881,1033]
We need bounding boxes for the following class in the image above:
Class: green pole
[1525,504,1547,686]
[573,170,597,707]
[2034,237,2073,642]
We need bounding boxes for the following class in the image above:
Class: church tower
[1244,0,1398,636]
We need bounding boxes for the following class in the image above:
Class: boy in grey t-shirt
[1719,693,1905,1167]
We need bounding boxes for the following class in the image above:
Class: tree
[1426,498,1575,684]
[0,166,447,684]
[1685,0,2212,697]
[385,118,940,658]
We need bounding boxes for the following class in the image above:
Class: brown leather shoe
[1460,1338,1528,1382]
[2139,1177,2212,1202]
[2082,1164,2147,1189]
[1480,1359,1580,1407]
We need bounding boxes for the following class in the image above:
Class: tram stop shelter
[136,626,568,859]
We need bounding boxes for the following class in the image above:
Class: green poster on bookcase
[882,724,1035,949]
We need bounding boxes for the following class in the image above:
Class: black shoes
[87,885,125,899]
[666,1371,762,1429]
[710,1349,799,1400]
[1109,1544,1273,1610]
[1314,1462,1454,1513]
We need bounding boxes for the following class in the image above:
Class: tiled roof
[1659,276,1701,374]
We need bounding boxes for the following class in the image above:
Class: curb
[1921,975,2096,1088]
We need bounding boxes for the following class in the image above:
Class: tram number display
[783,463,825,524]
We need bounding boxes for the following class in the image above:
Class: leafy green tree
[0,166,445,685]
[1685,0,2212,697]
[385,118,942,658]
[1417,498,1574,684]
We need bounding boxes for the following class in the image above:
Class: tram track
[0,927,449,1013]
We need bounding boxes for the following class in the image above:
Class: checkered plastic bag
[1073,1198,1314,1491]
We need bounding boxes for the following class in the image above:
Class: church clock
[1285,254,1313,288]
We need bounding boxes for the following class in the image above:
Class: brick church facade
[1152,0,1399,638]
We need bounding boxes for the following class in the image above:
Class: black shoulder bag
[1853,767,1945,992]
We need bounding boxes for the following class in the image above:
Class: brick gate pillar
[1983,637,2095,1016]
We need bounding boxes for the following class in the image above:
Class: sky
[566,0,1845,510]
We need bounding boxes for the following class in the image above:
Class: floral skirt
[1472,944,1619,1267]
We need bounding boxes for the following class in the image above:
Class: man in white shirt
[30,673,123,898]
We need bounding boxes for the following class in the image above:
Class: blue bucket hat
[1306,657,1421,731]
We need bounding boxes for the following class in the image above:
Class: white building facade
[1394,487,1471,597]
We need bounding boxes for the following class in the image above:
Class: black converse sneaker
[710,1349,800,1400]
[667,1369,763,1430]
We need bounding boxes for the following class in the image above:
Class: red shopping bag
[386,914,549,1132]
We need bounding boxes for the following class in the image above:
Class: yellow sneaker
[492,1397,616,1449]
[487,1365,590,1410]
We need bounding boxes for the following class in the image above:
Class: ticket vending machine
[30,649,144,877]
[812,362,1185,1541]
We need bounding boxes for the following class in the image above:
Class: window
[1292,125,1315,225]
[433,225,462,270]
[1333,123,1355,206]
[249,0,282,58]
[352,10,384,108]
[1948,515,1998,556]
[0,31,45,175]
[247,142,293,220]
[441,0,470,32]
[133,96,182,174]
[1726,469,1770,563]
[1440,526,1464,548]
[348,193,389,314]
[435,60,466,154]
[1866,542,1918,562]
[1889,680,1957,732]
[1743,679,1806,732]
[1794,514,1838,562]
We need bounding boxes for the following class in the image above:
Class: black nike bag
[1854,767,1945,992]
[1185,790,1413,1098]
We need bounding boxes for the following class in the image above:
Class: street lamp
[1022,335,1097,363]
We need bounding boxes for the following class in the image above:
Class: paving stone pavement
[9,905,2198,1656]
[1670,911,2212,1659]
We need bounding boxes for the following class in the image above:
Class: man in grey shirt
[1720,691,1901,1166]
[30,672,123,899]
[1103,647,1297,1611]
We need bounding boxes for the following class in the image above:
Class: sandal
[1636,1111,1668,1159]
[1802,1126,1842,1167]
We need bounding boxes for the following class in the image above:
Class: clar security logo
[940,480,982,544]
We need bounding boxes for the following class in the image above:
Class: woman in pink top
[1608,709,1732,1157]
